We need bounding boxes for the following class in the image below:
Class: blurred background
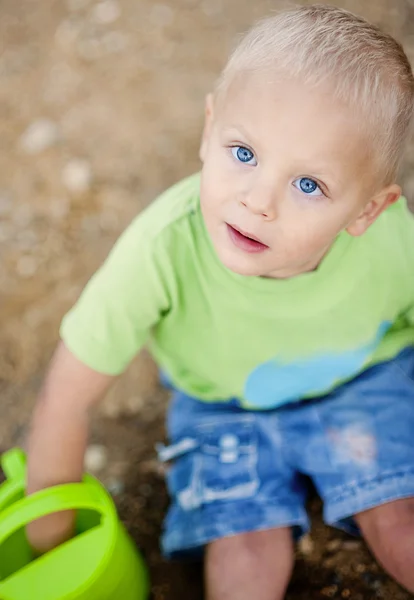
[1,0,414,598]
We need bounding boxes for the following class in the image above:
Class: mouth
[226,224,269,254]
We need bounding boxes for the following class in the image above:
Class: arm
[26,185,177,551]
[26,341,115,553]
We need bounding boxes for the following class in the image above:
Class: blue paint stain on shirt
[244,321,391,409]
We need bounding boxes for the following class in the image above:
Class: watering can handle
[0,480,111,546]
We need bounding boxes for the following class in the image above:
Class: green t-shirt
[61,173,414,409]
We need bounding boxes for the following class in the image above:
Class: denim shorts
[158,347,414,559]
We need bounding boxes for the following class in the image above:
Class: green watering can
[0,448,149,600]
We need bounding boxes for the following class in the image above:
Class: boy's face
[199,75,400,279]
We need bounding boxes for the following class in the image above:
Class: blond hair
[216,5,414,185]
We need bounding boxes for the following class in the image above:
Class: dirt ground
[1,0,414,598]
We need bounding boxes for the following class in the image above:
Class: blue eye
[293,177,323,196]
[231,146,257,166]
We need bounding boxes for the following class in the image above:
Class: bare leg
[356,498,414,592]
[205,527,294,600]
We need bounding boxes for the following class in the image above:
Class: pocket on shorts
[161,415,260,511]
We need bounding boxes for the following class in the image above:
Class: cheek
[200,185,225,232]
[301,203,351,238]
[200,180,219,214]
[308,221,341,248]
[200,168,231,213]
[282,217,339,255]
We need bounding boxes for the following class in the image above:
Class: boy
[26,5,414,599]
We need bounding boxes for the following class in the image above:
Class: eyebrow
[305,168,343,190]
[222,125,257,145]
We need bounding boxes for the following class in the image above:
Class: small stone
[85,444,108,473]
[355,563,367,573]
[321,585,338,598]
[62,159,92,193]
[298,534,314,556]
[92,0,120,24]
[19,119,59,154]
[101,400,121,418]
[124,395,145,413]
[323,557,337,569]
[106,478,125,496]
[342,540,361,551]
[140,459,167,477]
[326,539,342,552]
[16,256,38,278]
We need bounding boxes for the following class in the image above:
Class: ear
[199,93,214,163]
[346,183,401,237]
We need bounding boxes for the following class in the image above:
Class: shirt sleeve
[60,215,172,375]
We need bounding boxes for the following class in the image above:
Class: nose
[240,184,277,220]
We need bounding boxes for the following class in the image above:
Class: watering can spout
[1,449,26,483]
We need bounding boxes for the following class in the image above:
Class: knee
[234,529,287,556]
[205,529,294,600]
[240,528,293,556]
[357,499,414,580]
[207,527,294,568]
[357,497,414,541]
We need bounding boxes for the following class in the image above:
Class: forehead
[215,73,373,184]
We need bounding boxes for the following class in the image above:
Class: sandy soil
[1,0,414,598]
